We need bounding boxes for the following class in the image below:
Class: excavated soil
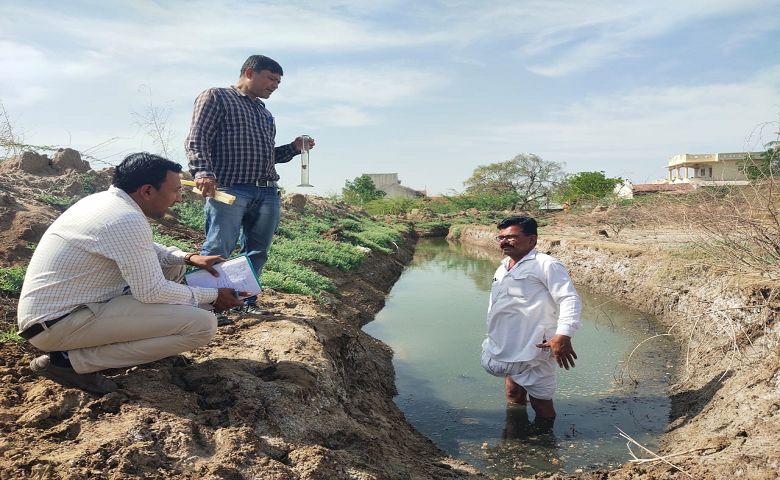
[2,164,779,480]
[456,211,780,480]
[0,167,484,480]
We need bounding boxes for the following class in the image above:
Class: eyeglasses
[495,234,522,241]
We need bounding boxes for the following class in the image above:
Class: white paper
[185,256,261,299]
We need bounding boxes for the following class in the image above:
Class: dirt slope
[0,165,485,480]
[456,217,780,480]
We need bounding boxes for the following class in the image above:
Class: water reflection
[364,238,677,477]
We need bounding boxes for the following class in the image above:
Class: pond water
[363,238,677,477]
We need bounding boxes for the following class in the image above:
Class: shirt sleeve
[186,88,223,179]
[154,243,187,267]
[98,216,217,306]
[274,143,298,164]
[544,261,582,337]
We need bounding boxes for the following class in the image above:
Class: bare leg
[505,376,528,405]
[529,396,556,420]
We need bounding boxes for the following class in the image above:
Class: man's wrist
[184,253,197,265]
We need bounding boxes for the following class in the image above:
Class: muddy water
[363,238,677,477]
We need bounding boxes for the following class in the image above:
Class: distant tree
[741,142,779,180]
[343,175,386,205]
[554,171,623,205]
[463,153,564,209]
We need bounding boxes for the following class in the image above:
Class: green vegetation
[343,174,386,205]
[463,153,564,210]
[170,197,206,230]
[741,143,779,180]
[0,265,26,294]
[0,328,22,344]
[554,171,623,205]
[261,210,408,296]
[38,193,78,208]
[150,224,197,252]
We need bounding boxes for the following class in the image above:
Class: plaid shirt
[17,187,218,331]
[185,86,297,185]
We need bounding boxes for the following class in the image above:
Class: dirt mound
[0,163,484,479]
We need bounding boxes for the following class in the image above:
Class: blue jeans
[201,185,280,303]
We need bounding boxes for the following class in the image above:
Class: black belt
[19,314,69,340]
[254,179,277,187]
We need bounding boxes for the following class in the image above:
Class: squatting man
[17,153,245,395]
[481,216,582,430]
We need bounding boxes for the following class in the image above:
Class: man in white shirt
[17,152,244,395]
[481,216,581,428]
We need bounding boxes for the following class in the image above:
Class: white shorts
[480,348,557,400]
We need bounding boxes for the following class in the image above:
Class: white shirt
[17,186,218,331]
[483,248,581,363]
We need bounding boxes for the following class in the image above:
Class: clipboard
[184,255,261,299]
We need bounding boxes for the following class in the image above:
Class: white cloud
[278,65,445,108]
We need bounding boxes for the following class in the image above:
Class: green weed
[0,265,26,294]
[0,328,22,344]
[171,198,206,230]
[150,224,196,252]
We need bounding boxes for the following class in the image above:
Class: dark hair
[112,152,182,194]
[497,216,538,235]
[240,55,283,77]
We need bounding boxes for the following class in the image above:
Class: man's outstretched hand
[537,334,577,369]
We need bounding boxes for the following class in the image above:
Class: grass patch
[0,328,23,343]
[38,193,77,208]
[171,197,206,230]
[0,265,26,294]
[262,209,408,296]
[261,257,335,296]
[150,225,197,252]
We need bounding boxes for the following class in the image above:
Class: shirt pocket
[507,274,532,301]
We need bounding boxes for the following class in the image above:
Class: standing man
[185,54,315,314]
[480,216,581,430]
[17,153,244,395]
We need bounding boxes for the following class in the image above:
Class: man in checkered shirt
[17,153,245,394]
[185,54,315,315]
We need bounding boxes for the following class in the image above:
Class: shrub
[0,265,26,294]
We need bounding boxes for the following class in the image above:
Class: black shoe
[242,304,269,316]
[30,355,118,395]
[216,313,233,326]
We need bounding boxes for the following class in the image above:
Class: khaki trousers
[29,263,217,373]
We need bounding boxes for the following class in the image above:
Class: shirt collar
[108,185,144,215]
[502,248,538,270]
[230,85,265,107]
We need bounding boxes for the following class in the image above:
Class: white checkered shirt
[185,86,297,186]
[17,186,218,331]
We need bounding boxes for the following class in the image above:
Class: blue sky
[1,0,779,195]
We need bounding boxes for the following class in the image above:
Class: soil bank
[0,164,486,480]
[455,224,780,480]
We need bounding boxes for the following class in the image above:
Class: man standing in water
[480,216,581,430]
[185,54,315,314]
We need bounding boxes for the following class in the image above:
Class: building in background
[364,173,425,199]
[666,152,763,185]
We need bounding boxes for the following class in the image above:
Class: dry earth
[456,209,780,480]
[2,155,779,480]
[0,159,485,480]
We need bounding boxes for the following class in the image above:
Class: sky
[1,0,779,196]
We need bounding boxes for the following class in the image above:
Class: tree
[741,142,779,180]
[343,175,386,205]
[463,153,564,210]
[554,171,623,205]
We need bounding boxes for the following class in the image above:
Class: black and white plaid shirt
[185,86,297,186]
